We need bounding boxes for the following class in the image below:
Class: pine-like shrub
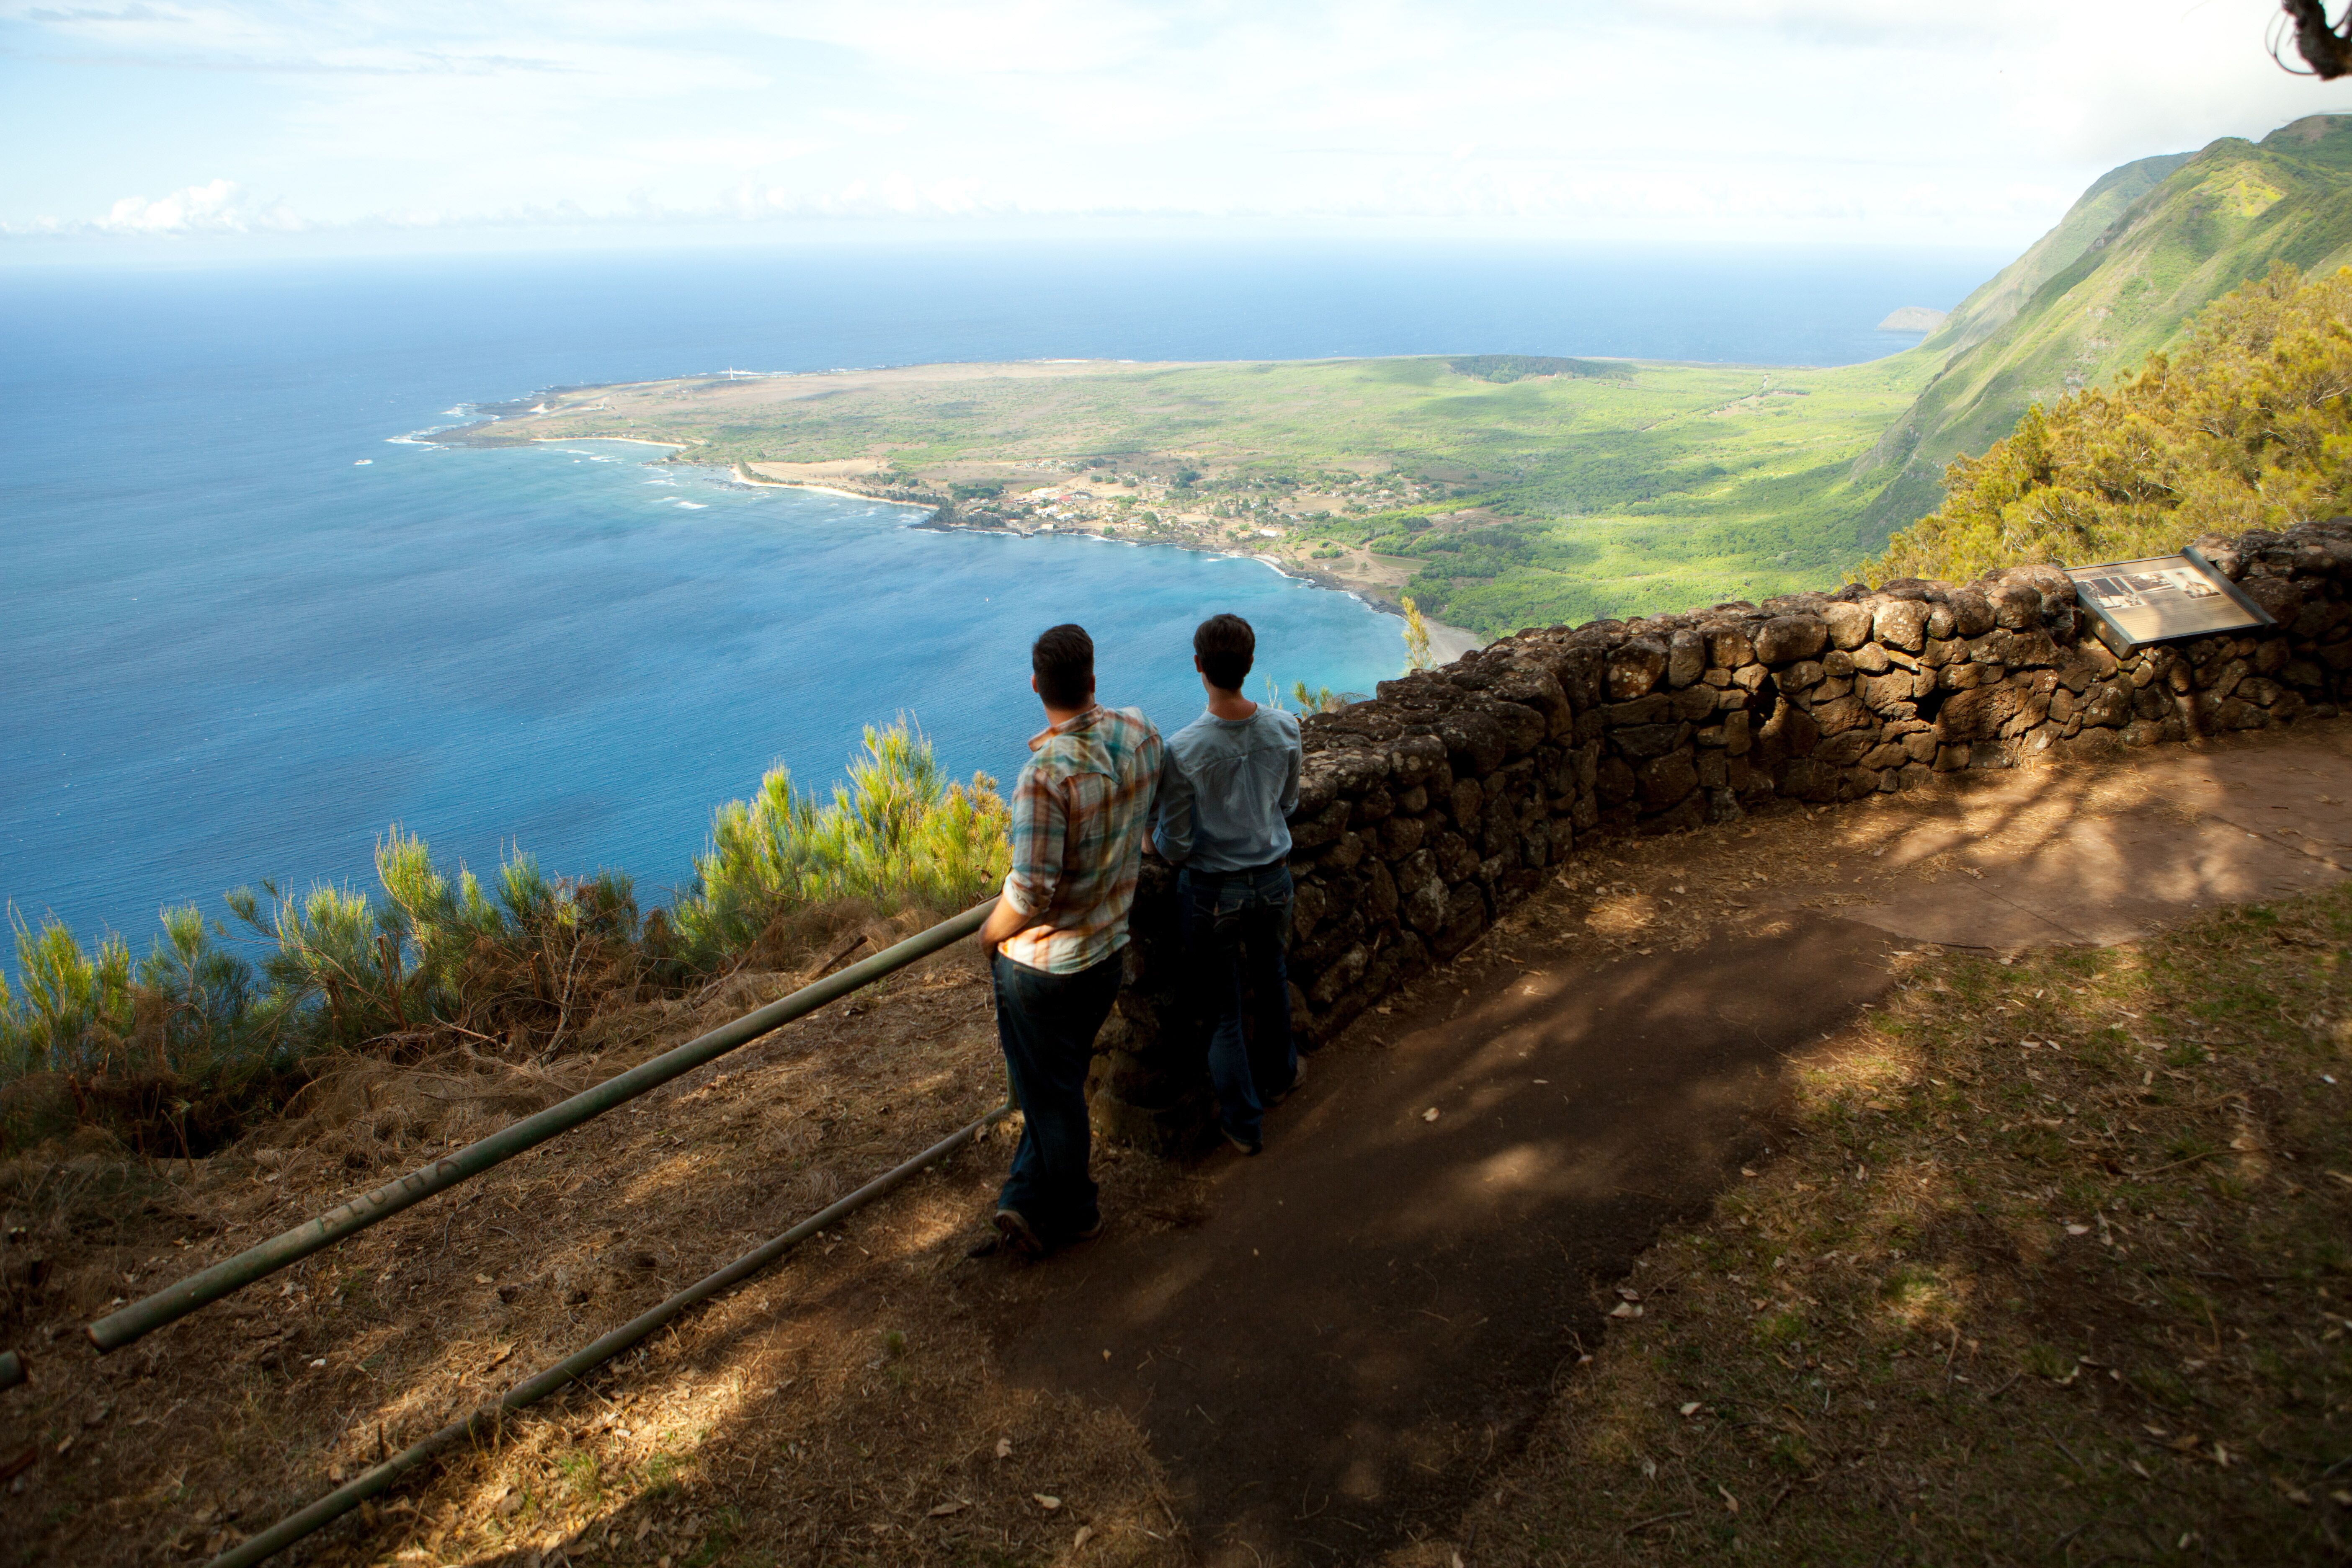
[676,717,1009,962]
[1863,263,2352,585]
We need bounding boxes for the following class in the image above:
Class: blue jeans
[1179,864,1297,1145]
[991,948,1122,1246]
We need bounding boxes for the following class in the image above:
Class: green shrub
[674,717,1009,963]
[1863,263,2352,584]
[1288,681,1349,714]
[224,835,660,1055]
[0,715,1011,1153]
[0,910,132,1078]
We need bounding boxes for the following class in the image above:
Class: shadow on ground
[988,722,2352,1564]
[993,915,1898,1563]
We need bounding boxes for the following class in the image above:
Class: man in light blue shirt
[1152,613,1305,1154]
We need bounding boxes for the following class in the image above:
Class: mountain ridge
[1855,115,2352,544]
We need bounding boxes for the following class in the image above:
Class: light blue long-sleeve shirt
[1151,705,1302,872]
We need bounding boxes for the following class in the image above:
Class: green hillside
[1929,152,2193,355]
[1857,115,2352,544]
[1863,263,2352,586]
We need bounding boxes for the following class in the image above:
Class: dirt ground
[983,723,2352,1563]
[3,725,2347,1566]
[0,932,1183,1568]
[1423,849,2352,1565]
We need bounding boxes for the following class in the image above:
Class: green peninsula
[446,349,1937,638]
[444,115,2352,640]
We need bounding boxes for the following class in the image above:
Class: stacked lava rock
[1087,517,2352,1150]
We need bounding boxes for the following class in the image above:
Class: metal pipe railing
[205,1099,1013,1568]
[91,897,997,1353]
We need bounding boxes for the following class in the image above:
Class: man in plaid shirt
[974,623,1165,1256]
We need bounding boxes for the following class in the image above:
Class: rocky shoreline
[425,402,1484,656]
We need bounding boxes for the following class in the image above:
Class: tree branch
[2282,0,2352,79]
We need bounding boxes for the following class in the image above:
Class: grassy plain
[1455,881,2352,1566]
[462,350,1941,637]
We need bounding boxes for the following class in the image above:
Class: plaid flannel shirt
[998,704,1165,975]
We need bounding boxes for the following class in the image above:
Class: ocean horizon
[0,240,2006,953]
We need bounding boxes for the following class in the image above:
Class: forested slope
[1857,116,2352,544]
[1863,263,2352,585]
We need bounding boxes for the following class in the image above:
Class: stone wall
[1088,518,2352,1149]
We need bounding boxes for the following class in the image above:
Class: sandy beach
[730,463,890,503]
[1424,617,1483,662]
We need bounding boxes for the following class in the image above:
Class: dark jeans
[1179,863,1297,1144]
[991,947,1122,1245]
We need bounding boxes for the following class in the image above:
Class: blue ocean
[0,242,2003,947]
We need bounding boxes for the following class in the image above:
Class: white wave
[353,459,372,466]
[675,500,708,510]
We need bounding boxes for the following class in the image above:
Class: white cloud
[3,0,2345,248]
[2,177,304,235]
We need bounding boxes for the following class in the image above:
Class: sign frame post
[2064,547,2275,654]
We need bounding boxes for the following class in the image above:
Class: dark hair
[1032,623,1095,709]
[1194,613,1256,691]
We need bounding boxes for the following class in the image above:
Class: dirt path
[995,917,1894,1560]
[973,722,2352,1564]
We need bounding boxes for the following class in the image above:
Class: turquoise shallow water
[0,242,2001,946]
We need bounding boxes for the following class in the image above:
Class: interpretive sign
[2065,548,2273,652]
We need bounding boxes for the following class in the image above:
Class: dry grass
[0,934,1185,1567]
[1411,882,2352,1566]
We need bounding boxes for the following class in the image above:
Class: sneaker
[993,1207,1044,1257]
[1071,1215,1104,1243]
[1270,1058,1307,1106]
[1223,1127,1263,1156]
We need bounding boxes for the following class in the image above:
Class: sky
[2,0,2346,256]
